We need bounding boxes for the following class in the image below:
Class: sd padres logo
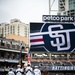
[40,23,75,52]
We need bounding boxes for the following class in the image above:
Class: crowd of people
[7,63,43,75]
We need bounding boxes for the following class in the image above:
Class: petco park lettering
[42,15,74,22]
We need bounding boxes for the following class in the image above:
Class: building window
[10,26,12,34]
[0,28,1,34]
[8,26,9,34]
[18,25,19,36]
[2,28,4,35]
[13,26,15,34]
[69,0,75,10]
[63,12,66,15]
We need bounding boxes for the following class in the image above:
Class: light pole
[49,0,58,15]
[49,0,51,15]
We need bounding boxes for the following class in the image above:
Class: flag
[18,50,22,65]
[27,52,31,64]
[30,35,44,46]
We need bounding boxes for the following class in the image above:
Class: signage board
[30,23,75,52]
[42,15,74,22]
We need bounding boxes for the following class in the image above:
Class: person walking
[25,63,34,75]
[23,63,28,75]
[42,66,49,75]
[16,64,23,75]
[7,68,15,75]
[34,66,41,75]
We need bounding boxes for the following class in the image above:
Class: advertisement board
[30,23,75,52]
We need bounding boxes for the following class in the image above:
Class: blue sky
[0,0,58,24]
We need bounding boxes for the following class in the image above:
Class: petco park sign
[42,15,74,22]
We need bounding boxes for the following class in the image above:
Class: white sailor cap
[17,64,21,67]
[35,66,38,68]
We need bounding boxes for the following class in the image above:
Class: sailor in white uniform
[16,65,23,75]
[34,66,41,75]
[8,68,15,75]
[25,64,34,75]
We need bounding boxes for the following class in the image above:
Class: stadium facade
[0,38,28,75]
[0,19,29,75]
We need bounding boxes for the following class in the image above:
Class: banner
[30,23,75,52]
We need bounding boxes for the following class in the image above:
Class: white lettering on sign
[42,15,74,22]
